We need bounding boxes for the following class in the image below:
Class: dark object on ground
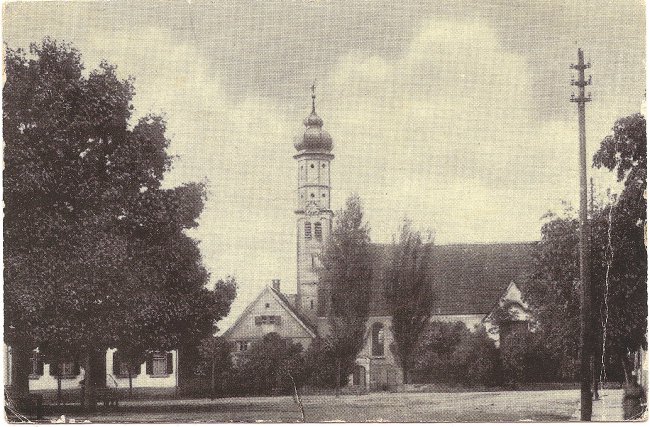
[4,389,44,421]
[96,388,120,407]
[623,378,646,420]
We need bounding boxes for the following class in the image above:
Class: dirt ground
[34,388,628,423]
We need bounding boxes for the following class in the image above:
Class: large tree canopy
[4,38,236,404]
[523,113,647,381]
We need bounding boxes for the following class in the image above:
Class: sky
[3,0,646,329]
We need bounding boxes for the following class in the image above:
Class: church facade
[223,92,534,390]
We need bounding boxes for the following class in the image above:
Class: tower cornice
[293,152,335,160]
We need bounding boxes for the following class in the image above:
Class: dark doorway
[352,365,366,387]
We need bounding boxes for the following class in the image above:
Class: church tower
[294,87,334,317]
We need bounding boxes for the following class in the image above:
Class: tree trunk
[335,358,341,397]
[128,369,133,398]
[402,362,410,385]
[82,352,96,411]
[591,356,600,400]
[211,360,216,400]
[11,345,31,397]
[57,364,63,406]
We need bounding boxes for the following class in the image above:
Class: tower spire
[311,81,316,113]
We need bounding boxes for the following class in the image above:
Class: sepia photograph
[2,0,647,422]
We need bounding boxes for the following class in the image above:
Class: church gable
[222,286,316,348]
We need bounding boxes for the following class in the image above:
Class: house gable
[222,286,316,350]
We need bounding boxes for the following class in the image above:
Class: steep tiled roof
[269,287,318,335]
[319,242,535,317]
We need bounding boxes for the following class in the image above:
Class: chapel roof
[318,241,535,317]
[269,286,318,336]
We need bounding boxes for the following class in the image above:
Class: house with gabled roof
[221,280,317,356]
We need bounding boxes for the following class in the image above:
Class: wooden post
[570,48,593,421]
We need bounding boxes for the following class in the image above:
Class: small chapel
[222,90,534,390]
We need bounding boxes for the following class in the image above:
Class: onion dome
[294,90,333,152]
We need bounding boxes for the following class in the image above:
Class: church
[222,91,534,390]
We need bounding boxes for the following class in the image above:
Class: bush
[235,333,306,395]
[304,337,342,388]
[413,322,501,386]
[500,327,558,384]
[451,326,502,386]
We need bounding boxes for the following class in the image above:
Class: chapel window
[372,323,385,357]
[305,222,312,239]
[314,222,322,240]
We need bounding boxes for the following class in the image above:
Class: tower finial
[311,80,316,113]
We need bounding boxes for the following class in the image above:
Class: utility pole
[570,48,593,421]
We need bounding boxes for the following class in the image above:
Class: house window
[30,351,43,377]
[146,352,173,377]
[255,315,281,325]
[314,222,322,240]
[265,303,270,308]
[372,323,385,357]
[119,361,131,377]
[310,300,314,310]
[237,341,250,352]
[305,222,312,239]
[60,362,75,377]
[152,353,167,376]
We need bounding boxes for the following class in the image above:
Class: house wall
[105,349,178,389]
[25,348,178,391]
[225,288,314,351]
[29,364,85,391]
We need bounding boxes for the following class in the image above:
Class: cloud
[318,17,620,246]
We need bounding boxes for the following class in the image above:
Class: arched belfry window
[305,222,312,239]
[372,323,385,357]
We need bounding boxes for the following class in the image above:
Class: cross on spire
[311,81,316,113]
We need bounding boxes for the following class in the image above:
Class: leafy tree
[320,194,373,394]
[237,333,305,395]
[3,39,236,407]
[196,336,233,399]
[592,113,647,372]
[384,218,435,383]
[523,113,647,383]
[522,208,582,380]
